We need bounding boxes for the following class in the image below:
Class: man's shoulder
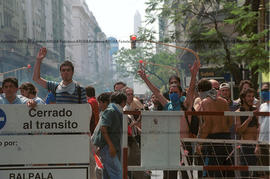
[131,98,144,109]
[201,96,228,109]
[17,95,29,104]
[34,97,45,104]
[47,81,60,91]
[88,97,97,103]
[260,102,270,110]
[0,94,5,104]
[104,104,116,113]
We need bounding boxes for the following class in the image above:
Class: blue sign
[0,108,7,129]
[224,73,231,82]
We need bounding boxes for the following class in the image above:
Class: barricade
[0,104,92,179]
[123,110,270,179]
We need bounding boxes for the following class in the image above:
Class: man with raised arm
[138,60,200,115]
[138,60,200,179]
[33,47,86,104]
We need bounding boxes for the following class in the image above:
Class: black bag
[185,107,199,137]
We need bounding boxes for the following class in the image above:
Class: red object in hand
[139,60,143,64]
[94,153,104,169]
[27,64,31,69]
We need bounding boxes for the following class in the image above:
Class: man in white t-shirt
[255,82,270,179]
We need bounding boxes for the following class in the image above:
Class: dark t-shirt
[97,103,123,156]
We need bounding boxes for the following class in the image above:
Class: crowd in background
[0,47,269,179]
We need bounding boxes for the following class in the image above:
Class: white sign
[0,104,91,134]
[141,111,181,167]
[0,167,88,179]
[0,135,90,165]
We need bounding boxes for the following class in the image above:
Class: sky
[86,0,148,48]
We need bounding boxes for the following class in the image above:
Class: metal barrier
[122,110,270,179]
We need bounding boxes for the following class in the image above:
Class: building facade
[0,0,112,96]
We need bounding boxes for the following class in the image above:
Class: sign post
[0,104,92,179]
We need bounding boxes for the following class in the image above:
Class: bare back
[199,97,232,138]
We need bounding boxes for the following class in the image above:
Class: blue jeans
[99,145,122,179]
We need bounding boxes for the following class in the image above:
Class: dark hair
[20,82,37,96]
[2,77,18,88]
[60,60,74,72]
[85,86,95,97]
[261,82,270,90]
[110,92,127,105]
[113,81,126,91]
[197,79,212,92]
[239,80,253,92]
[240,88,256,105]
[97,92,112,103]
[19,83,28,90]
[0,87,2,93]
[169,75,180,84]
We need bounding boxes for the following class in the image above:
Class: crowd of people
[0,47,269,179]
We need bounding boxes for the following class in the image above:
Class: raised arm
[32,47,48,89]
[138,67,168,107]
[184,60,200,110]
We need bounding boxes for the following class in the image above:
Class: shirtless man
[235,88,258,177]
[196,79,234,178]
[194,78,220,110]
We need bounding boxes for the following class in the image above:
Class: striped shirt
[0,94,29,104]
[47,81,87,104]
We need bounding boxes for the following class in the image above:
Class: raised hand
[190,59,201,76]
[26,99,37,108]
[137,65,147,80]
[36,47,47,61]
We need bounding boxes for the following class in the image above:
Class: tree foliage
[143,0,269,88]
[114,43,181,91]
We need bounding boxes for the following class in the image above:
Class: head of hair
[97,92,112,103]
[85,86,95,97]
[239,80,253,92]
[19,83,28,90]
[240,88,256,105]
[24,82,37,96]
[169,75,180,84]
[2,77,18,88]
[197,79,212,92]
[261,82,270,89]
[110,92,127,105]
[0,86,2,93]
[113,81,126,91]
[60,60,74,72]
